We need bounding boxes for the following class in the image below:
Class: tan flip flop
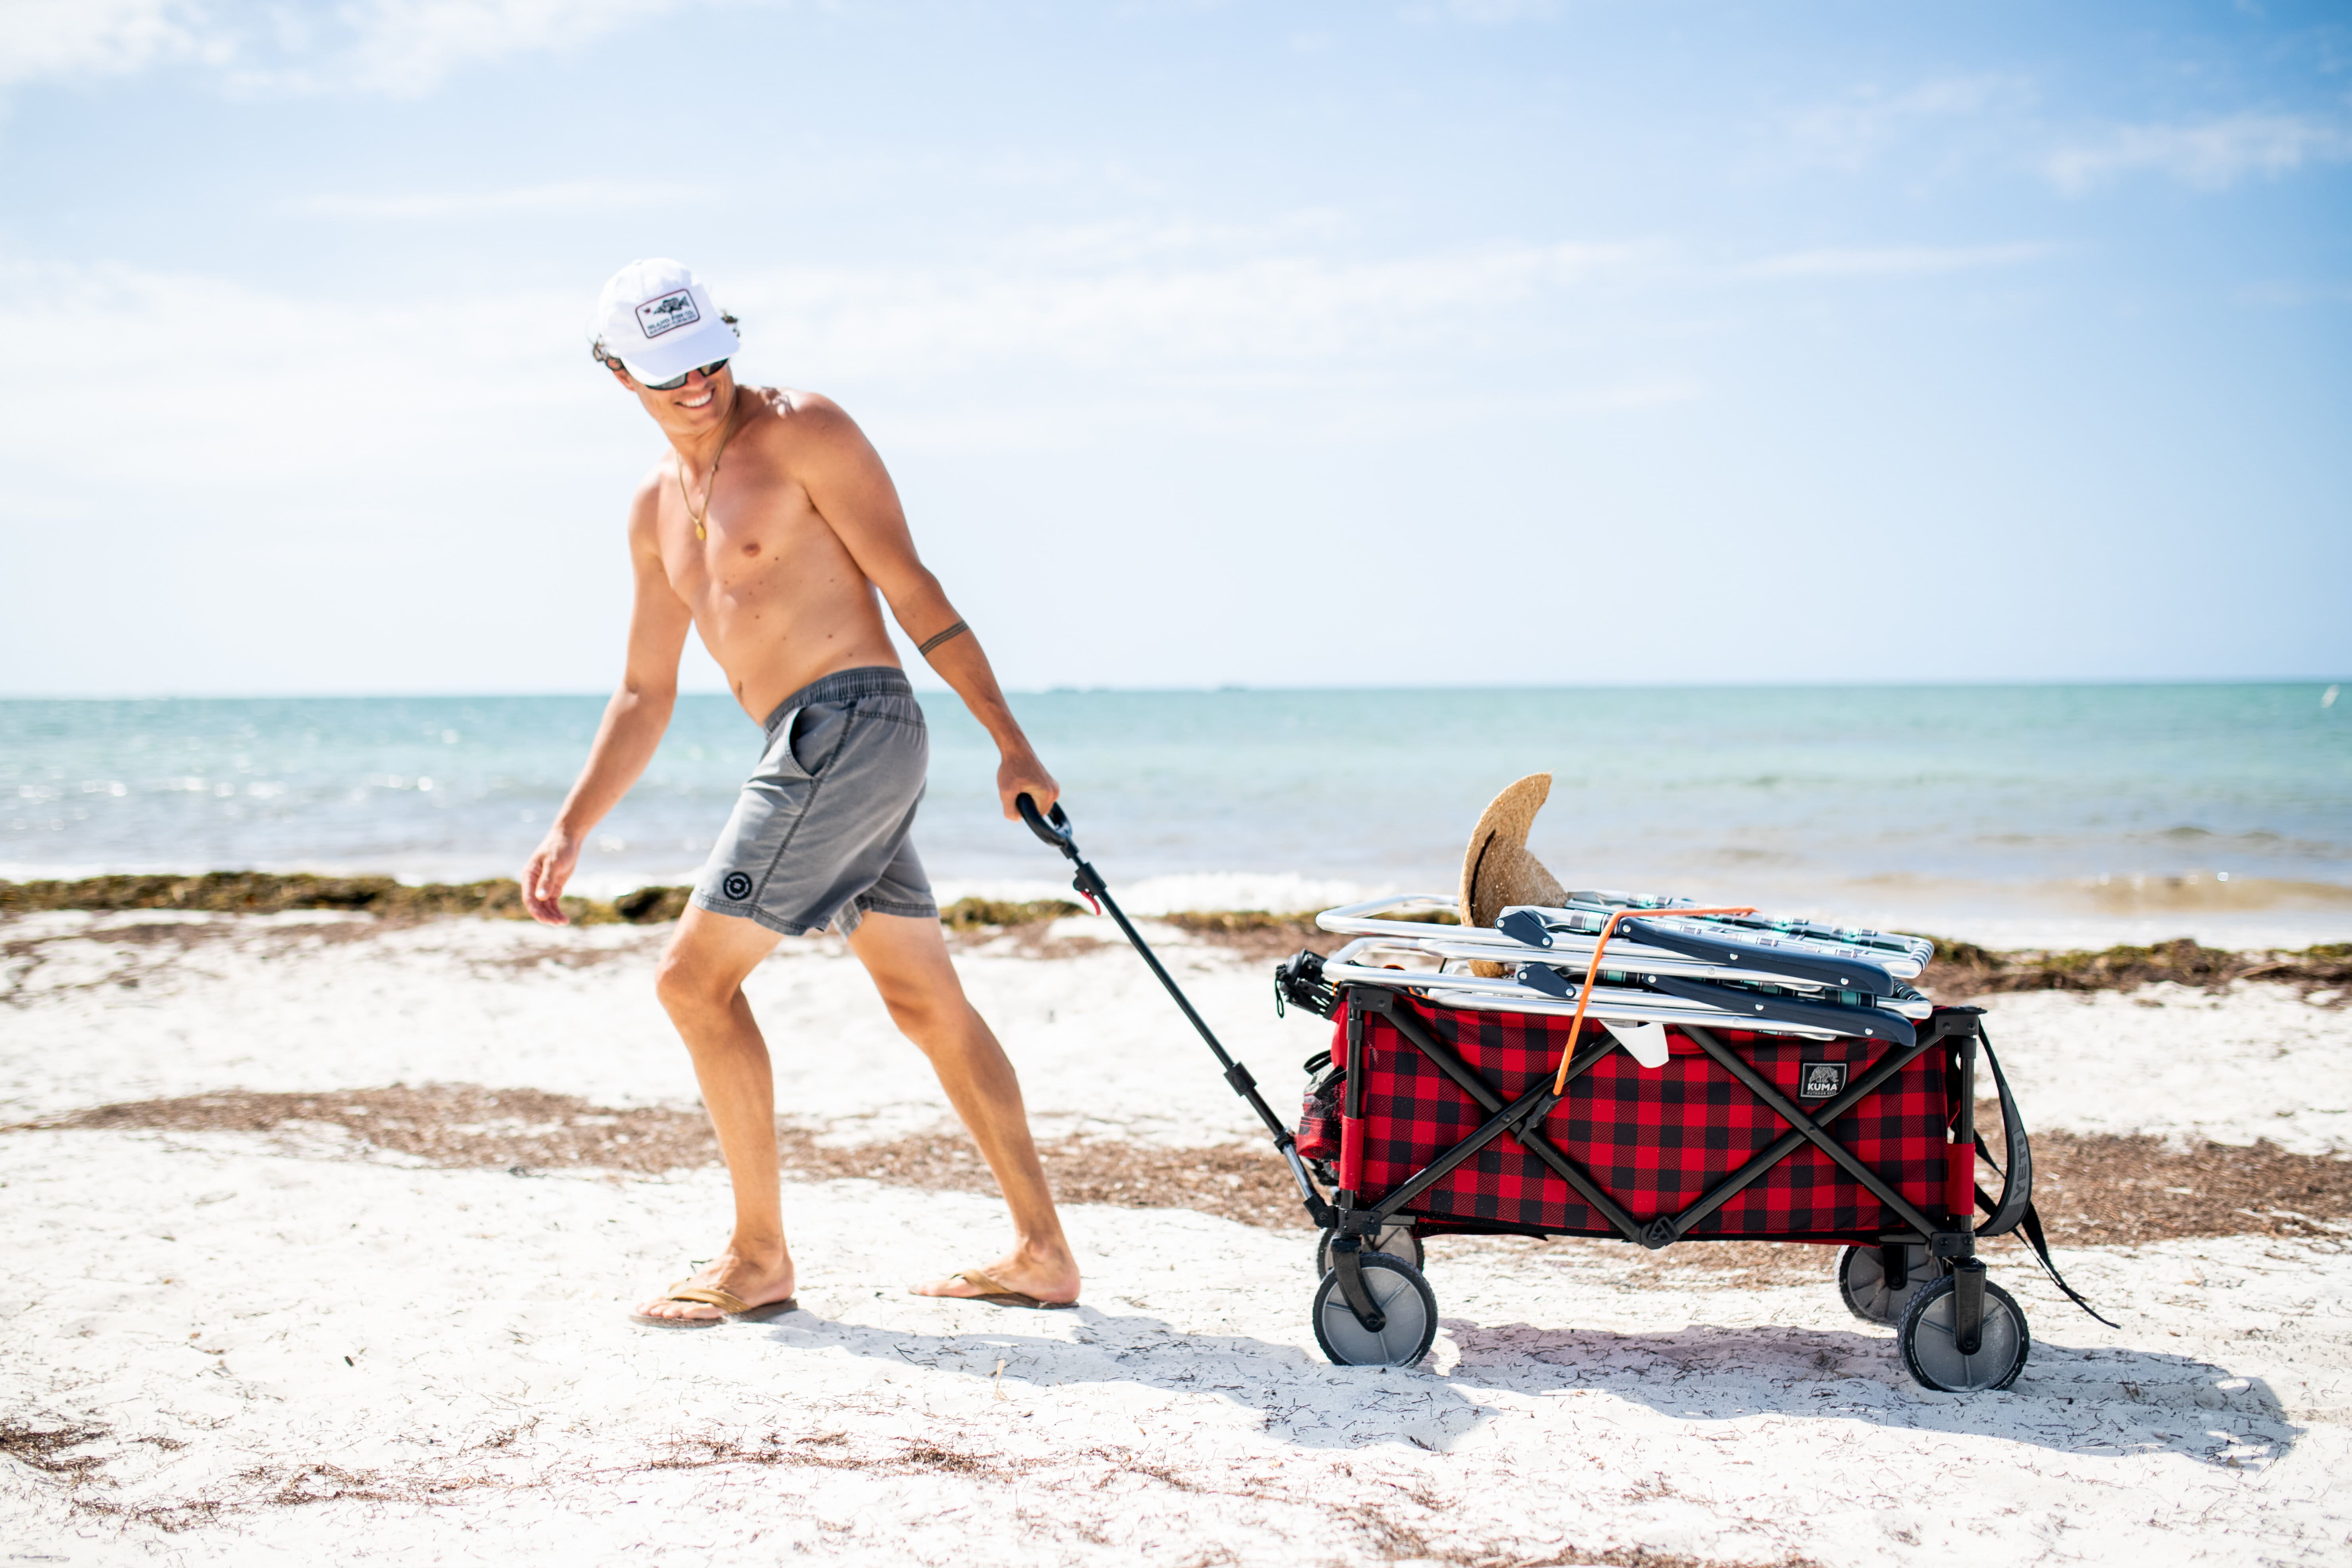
[629,1278,799,1329]
[922,1269,1078,1310]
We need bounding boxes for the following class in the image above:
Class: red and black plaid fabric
[1335,995,1949,1243]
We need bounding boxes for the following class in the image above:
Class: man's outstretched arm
[790,398,1059,819]
[917,621,1060,819]
[521,491,694,923]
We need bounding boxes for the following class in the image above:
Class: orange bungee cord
[1549,907,1758,1094]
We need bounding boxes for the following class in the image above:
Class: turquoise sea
[4,684,2347,936]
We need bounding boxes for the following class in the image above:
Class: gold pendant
[695,523,707,541]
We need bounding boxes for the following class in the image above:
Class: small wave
[2079,873,2352,914]
[1847,868,2352,913]
[2155,825,2291,846]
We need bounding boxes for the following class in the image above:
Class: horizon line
[0,675,2346,702]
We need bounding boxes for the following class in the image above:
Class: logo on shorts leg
[1798,1061,1848,1099]
[721,871,754,902]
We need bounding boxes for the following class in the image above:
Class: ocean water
[4,684,2347,942]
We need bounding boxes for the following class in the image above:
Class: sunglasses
[637,358,730,391]
[594,342,729,391]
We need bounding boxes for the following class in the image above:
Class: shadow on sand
[1442,1317,2299,1465]
[739,1298,2298,1465]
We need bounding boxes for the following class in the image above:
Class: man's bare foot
[633,1248,797,1325]
[910,1242,1080,1307]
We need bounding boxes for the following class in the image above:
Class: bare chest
[656,462,849,608]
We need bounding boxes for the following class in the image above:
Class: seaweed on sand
[4,876,2344,1002]
[1923,935,2352,1003]
[1,1416,111,1481]
[0,876,1081,934]
[15,1085,2350,1246]
[0,872,633,926]
[938,896,1083,930]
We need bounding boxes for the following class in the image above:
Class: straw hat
[1460,773,1566,977]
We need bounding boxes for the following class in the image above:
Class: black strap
[1970,1178,2117,1328]
[1970,1025,2034,1238]
[1966,1114,2116,1326]
[1964,1033,2118,1328]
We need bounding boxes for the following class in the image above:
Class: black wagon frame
[1011,794,2094,1388]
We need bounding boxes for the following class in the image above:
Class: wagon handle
[1549,907,1758,1093]
[1016,793,1078,858]
[1010,791,1335,1229]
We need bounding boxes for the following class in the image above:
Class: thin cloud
[291,180,706,219]
[868,372,1703,456]
[1743,242,2056,280]
[0,257,595,497]
[1781,75,2032,171]
[0,242,1688,490]
[2047,111,2352,191]
[728,240,1662,376]
[1007,211,1359,268]
[1,0,734,96]
[303,0,696,96]
[0,0,218,86]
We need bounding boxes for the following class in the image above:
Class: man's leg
[844,911,1081,1305]
[635,904,796,1323]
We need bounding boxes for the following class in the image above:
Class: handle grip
[1016,793,1077,857]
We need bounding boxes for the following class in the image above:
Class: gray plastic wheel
[1315,1222,1423,1277]
[1898,1273,2030,1392]
[1311,1253,1439,1368]
[1836,1243,1941,1326]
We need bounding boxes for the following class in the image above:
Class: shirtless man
[520,258,1081,1324]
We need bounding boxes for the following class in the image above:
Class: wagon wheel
[1315,1222,1424,1277]
[1311,1254,1440,1368]
[1898,1274,2030,1392]
[1835,1243,1944,1326]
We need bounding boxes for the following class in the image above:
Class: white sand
[0,911,1299,1148]
[5,911,2352,1564]
[1967,985,2352,1156]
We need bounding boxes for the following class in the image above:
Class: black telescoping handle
[1012,792,1294,1150]
[1013,793,1334,1228]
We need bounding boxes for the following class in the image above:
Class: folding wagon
[1014,800,2097,1394]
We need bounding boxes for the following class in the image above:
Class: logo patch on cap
[636,289,701,339]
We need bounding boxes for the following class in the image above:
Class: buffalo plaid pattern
[1349,995,1949,1242]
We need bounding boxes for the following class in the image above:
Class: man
[521,258,1081,1325]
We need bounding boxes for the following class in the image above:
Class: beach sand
[4,909,2350,1565]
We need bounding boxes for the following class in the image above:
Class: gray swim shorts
[690,666,938,937]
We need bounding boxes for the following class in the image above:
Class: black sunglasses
[594,343,729,391]
[638,358,729,391]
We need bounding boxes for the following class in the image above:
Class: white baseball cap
[588,258,740,385]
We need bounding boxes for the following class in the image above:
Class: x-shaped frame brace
[1342,987,1965,1252]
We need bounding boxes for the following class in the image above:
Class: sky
[0,0,2347,696]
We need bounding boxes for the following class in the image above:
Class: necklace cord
[677,391,742,541]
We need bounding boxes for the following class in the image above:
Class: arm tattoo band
[917,619,970,657]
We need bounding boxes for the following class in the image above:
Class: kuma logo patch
[721,871,754,902]
[636,288,701,339]
[1798,1061,1847,1100]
